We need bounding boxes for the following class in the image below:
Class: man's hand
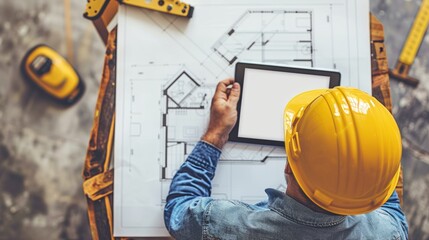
[202,78,241,149]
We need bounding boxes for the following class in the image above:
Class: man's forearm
[202,132,228,149]
[166,141,220,198]
[164,78,239,235]
[164,141,221,229]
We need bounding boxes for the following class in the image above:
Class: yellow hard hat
[284,87,401,215]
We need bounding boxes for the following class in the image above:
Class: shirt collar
[265,188,346,228]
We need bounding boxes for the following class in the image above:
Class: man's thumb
[229,82,240,106]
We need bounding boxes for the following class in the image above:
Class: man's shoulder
[204,199,291,239]
[344,209,406,239]
[205,199,407,240]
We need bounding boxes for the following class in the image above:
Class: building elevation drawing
[114,0,371,236]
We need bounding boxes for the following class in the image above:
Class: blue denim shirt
[164,141,408,240]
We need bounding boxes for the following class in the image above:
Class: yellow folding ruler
[390,0,429,87]
[119,0,194,18]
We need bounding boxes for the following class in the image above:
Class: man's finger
[216,78,234,92]
[228,82,241,106]
[219,78,234,87]
[214,78,234,100]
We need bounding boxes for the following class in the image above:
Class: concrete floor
[0,0,103,239]
[0,0,428,239]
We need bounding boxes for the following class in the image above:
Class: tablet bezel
[229,62,341,146]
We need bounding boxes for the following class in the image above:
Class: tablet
[229,62,341,146]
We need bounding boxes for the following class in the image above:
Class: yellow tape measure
[390,0,429,87]
[119,0,194,18]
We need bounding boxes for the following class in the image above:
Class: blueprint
[114,0,371,236]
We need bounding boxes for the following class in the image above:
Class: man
[164,78,408,239]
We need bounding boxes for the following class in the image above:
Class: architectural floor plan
[114,0,371,236]
[213,10,314,66]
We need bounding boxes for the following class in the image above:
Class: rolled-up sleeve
[164,141,221,238]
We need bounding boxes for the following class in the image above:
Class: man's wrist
[202,131,228,149]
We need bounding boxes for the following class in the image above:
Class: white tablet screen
[237,68,330,142]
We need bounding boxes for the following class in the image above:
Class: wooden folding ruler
[389,0,429,87]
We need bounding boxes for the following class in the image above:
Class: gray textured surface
[371,0,429,239]
[0,0,103,239]
[0,0,428,239]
